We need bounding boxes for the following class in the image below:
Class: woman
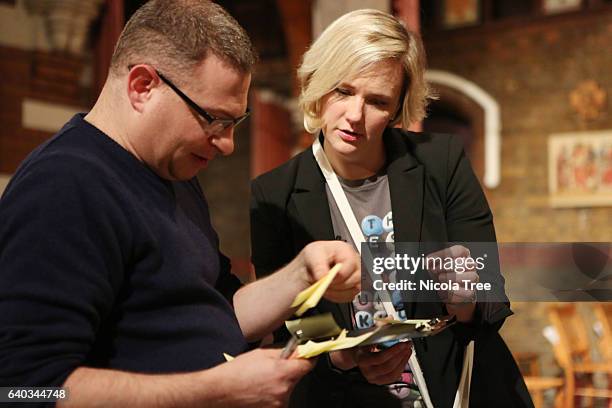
[250,9,531,408]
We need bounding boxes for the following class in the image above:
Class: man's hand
[233,240,360,341]
[329,342,412,385]
[297,241,361,303]
[60,349,314,408]
[426,245,478,322]
[211,349,315,407]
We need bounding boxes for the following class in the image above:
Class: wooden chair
[592,303,612,362]
[592,303,612,406]
[514,351,564,408]
[523,376,564,408]
[548,304,612,408]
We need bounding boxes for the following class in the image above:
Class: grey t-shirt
[326,173,394,249]
[325,173,424,406]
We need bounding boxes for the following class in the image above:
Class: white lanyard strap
[311,139,364,251]
[453,341,474,408]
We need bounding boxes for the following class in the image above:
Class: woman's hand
[426,245,478,322]
[330,342,412,385]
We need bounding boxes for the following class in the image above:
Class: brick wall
[0,46,90,174]
[424,10,612,375]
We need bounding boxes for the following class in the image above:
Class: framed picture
[442,0,481,29]
[548,130,612,207]
[542,0,583,14]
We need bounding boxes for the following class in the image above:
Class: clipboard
[350,316,455,346]
[284,313,455,358]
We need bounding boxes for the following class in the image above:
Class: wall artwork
[443,0,480,28]
[542,0,583,14]
[549,130,612,207]
[569,80,607,122]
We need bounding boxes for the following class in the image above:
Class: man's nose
[211,129,235,156]
[345,97,364,124]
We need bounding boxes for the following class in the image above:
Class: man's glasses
[155,70,250,134]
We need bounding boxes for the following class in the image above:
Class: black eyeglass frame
[127,65,250,132]
[155,70,250,132]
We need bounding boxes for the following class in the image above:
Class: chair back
[547,304,591,369]
[591,303,612,361]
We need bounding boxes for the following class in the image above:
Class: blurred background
[0,0,611,406]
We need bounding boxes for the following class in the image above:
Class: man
[0,1,360,406]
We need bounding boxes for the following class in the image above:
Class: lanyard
[311,137,436,408]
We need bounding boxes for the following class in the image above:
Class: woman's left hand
[426,245,478,322]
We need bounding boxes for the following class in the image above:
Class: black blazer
[250,129,532,408]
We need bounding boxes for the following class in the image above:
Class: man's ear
[126,65,160,113]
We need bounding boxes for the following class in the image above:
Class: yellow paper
[296,329,375,359]
[296,330,347,359]
[223,353,235,361]
[291,279,323,308]
[375,317,433,328]
[292,264,342,316]
[291,264,342,308]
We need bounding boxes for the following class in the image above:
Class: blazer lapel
[385,131,424,243]
[291,150,335,244]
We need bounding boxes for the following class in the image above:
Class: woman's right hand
[330,342,412,385]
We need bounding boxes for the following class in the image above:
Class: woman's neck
[322,137,386,180]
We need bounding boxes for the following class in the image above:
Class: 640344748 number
[1,387,68,402]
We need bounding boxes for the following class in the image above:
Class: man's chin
[191,154,209,170]
[164,165,204,181]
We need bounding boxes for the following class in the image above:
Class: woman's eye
[335,88,351,96]
[370,99,388,107]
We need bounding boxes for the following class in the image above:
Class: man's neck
[84,90,143,163]
[322,137,385,181]
[84,107,114,140]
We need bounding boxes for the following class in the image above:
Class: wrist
[274,254,311,311]
[328,350,357,371]
[196,365,233,407]
[448,302,477,322]
[287,250,312,291]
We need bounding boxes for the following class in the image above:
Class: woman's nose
[345,97,364,124]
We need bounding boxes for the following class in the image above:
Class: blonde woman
[250,9,531,408]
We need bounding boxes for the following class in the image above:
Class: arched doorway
[424,70,501,190]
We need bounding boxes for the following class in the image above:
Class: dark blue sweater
[0,114,248,388]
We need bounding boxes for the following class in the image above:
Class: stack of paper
[295,317,452,358]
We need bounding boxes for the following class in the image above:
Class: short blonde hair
[298,9,433,133]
